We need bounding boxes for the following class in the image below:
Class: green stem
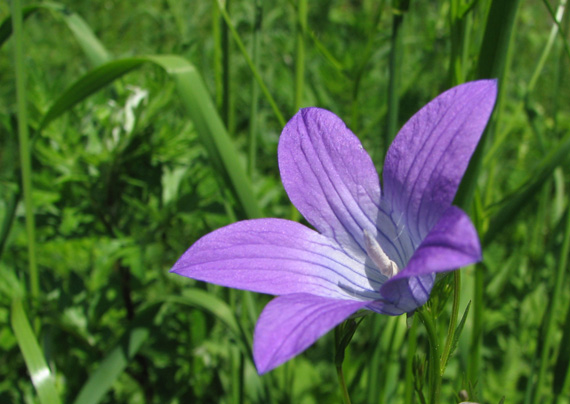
[440,271,461,374]
[528,0,566,95]
[385,2,406,150]
[214,0,285,127]
[248,0,261,177]
[448,0,461,85]
[221,0,233,133]
[294,0,307,111]
[404,315,418,404]
[532,203,570,403]
[336,364,352,404]
[212,3,223,109]
[468,265,484,387]
[542,0,570,61]
[417,306,441,404]
[12,0,39,303]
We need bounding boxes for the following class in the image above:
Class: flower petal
[380,206,482,313]
[253,293,368,373]
[382,80,497,246]
[279,108,398,260]
[171,218,384,300]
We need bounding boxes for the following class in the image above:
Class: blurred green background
[1,0,570,403]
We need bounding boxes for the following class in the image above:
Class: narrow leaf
[54,6,111,66]
[72,305,158,404]
[446,300,471,365]
[11,299,61,404]
[165,288,252,357]
[39,57,146,130]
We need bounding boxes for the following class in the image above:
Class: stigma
[363,229,399,278]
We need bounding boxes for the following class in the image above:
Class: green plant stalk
[448,0,463,85]
[373,317,400,401]
[385,4,405,149]
[365,316,385,401]
[532,200,570,403]
[214,0,285,127]
[248,0,261,177]
[543,0,570,61]
[12,0,39,304]
[468,265,483,385]
[212,3,223,109]
[221,0,234,134]
[336,364,352,404]
[455,0,521,210]
[440,271,461,374]
[528,0,566,95]
[404,315,418,404]
[417,306,441,404]
[294,0,307,111]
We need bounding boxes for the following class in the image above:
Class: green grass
[1,0,570,403]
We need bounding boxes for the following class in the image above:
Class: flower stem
[417,306,441,404]
[440,271,461,374]
[404,314,418,404]
[336,364,352,404]
[334,319,361,404]
[12,0,39,306]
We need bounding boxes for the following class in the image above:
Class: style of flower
[171,80,497,374]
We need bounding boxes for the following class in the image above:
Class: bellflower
[171,80,497,374]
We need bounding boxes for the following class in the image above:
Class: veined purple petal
[379,206,481,312]
[382,80,497,247]
[171,218,385,300]
[278,107,405,267]
[253,293,368,373]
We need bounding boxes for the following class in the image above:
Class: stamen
[363,230,399,278]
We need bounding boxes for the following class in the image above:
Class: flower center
[363,229,399,278]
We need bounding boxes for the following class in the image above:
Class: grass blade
[12,0,39,306]
[11,299,61,404]
[72,306,158,404]
[55,5,110,66]
[165,288,251,354]
[39,57,146,130]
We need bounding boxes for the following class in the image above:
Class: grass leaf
[11,299,61,404]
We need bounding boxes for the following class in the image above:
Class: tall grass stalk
[403,315,418,404]
[11,0,39,304]
[221,0,234,133]
[454,1,521,394]
[248,0,262,177]
[417,306,441,404]
[448,0,471,85]
[212,3,223,109]
[531,199,570,403]
[528,0,566,94]
[542,0,570,60]
[214,0,285,127]
[385,0,408,150]
[294,0,307,111]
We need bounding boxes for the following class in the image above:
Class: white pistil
[363,229,399,278]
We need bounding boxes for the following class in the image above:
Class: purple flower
[171,80,497,374]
